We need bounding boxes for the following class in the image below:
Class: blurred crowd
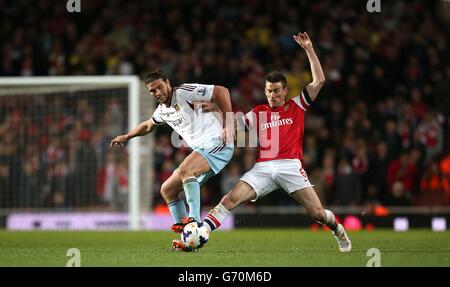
[0,0,449,209]
[0,91,129,208]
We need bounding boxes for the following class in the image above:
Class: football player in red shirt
[174,32,351,253]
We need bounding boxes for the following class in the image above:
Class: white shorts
[240,159,314,202]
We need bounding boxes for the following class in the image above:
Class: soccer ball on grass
[181,221,210,249]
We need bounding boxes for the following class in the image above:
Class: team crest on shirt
[196,87,206,97]
[175,104,181,112]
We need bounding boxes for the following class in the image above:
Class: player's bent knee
[177,164,187,178]
[178,164,196,179]
[159,183,169,200]
[160,182,178,201]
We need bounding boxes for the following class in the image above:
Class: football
[181,221,210,249]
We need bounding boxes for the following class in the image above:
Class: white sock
[320,209,338,231]
[203,203,230,232]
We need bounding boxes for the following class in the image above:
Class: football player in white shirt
[110,70,234,250]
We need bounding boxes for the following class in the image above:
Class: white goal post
[0,76,142,230]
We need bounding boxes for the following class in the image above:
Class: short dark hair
[144,70,168,85]
[265,71,287,88]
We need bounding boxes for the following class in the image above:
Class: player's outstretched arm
[110,118,156,149]
[293,32,325,101]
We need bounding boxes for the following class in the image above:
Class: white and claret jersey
[242,89,314,162]
[151,84,223,149]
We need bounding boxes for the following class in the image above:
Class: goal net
[0,76,151,230]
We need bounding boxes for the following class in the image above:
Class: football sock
[183,177,201,222]
[167,198,187,224]
[319,209,338,230]
[204,203,230,232]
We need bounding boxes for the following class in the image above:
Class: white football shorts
[240,159,314,201]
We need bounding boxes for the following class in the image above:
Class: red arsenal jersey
[244,89,313,162]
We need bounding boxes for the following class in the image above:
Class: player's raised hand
[110,135,128,149]
[293,32,313,51]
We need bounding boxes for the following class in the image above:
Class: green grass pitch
[0,229,449,267]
